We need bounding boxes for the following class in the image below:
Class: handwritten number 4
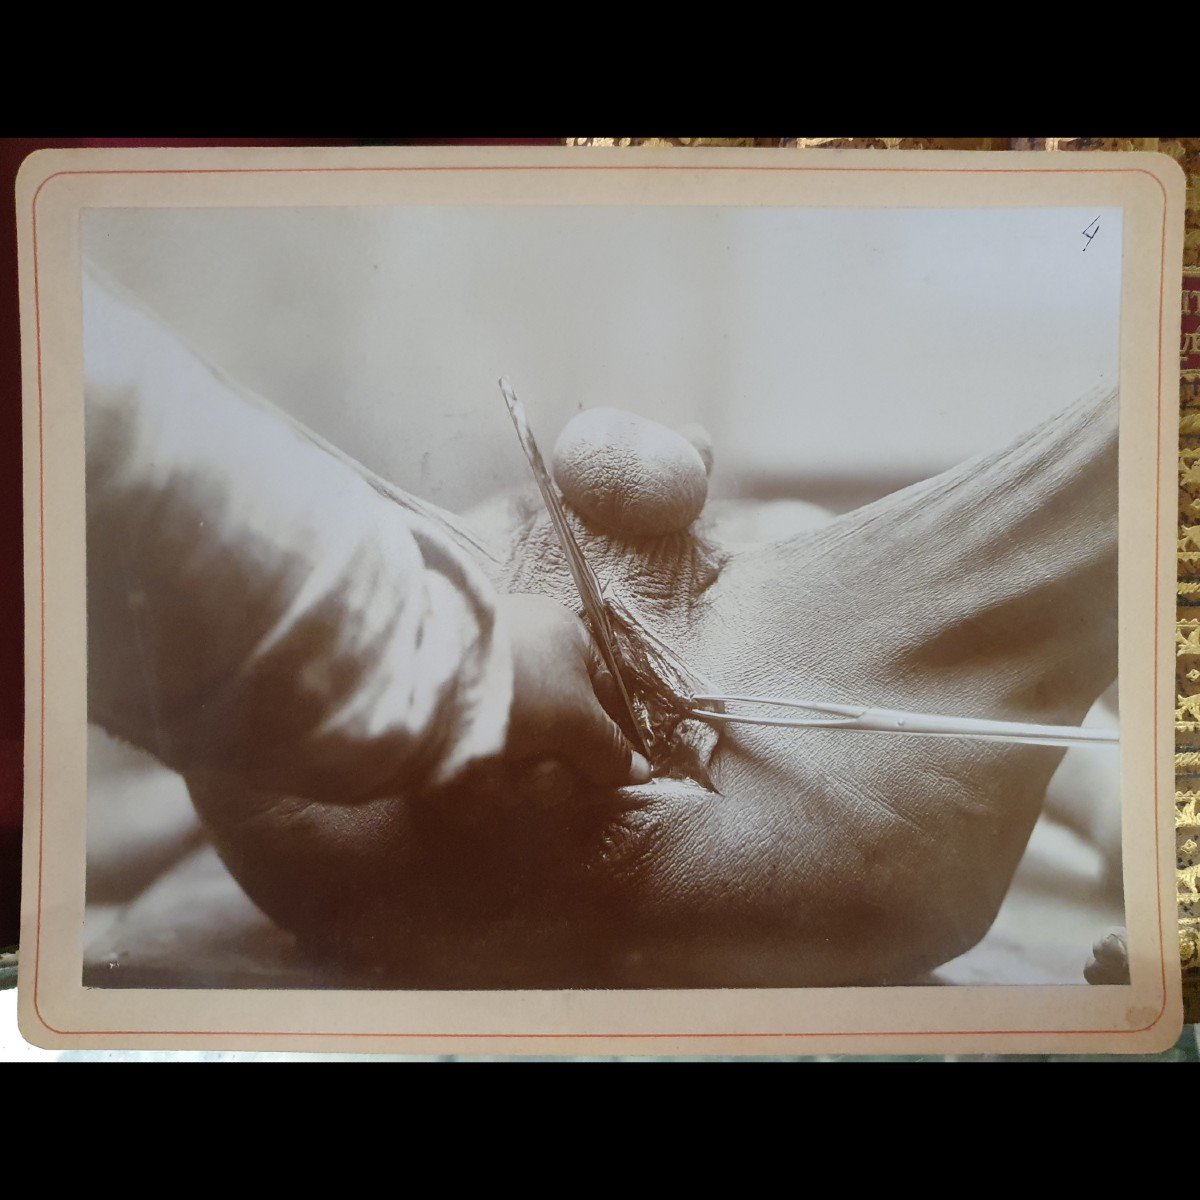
[1082,218,1100,251]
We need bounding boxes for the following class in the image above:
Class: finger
[1091,931,1127,964]
[580,633,652,753]
[590,666,626,727]
[580,628,608,683]
[562,701,651,788]
[576,630,624,721]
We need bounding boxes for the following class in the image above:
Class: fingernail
[628,753,652,784]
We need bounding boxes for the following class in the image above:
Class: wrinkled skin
[188,387,1117,988]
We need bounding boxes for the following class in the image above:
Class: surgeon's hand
[498,593,652,790]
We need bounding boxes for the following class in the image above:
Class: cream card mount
[16,145,1184,1054]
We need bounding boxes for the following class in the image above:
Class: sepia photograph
[16,146,1183,1053]
[80,200,1125,990]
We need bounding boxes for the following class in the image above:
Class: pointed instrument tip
[498,376,521,417]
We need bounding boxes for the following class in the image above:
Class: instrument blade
[498,378,654,762]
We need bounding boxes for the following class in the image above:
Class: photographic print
[17,147,1184,1052]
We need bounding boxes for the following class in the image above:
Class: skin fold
[188,386,1117,988]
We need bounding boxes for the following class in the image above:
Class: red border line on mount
[27,161,1171,1041]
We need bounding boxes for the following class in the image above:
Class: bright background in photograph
[83,205,1122,512]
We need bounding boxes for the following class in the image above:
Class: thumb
[561,694,652,788]
[580,636,629,728]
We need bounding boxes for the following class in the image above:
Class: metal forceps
[498,378,655,761]
[686,694,1118,750]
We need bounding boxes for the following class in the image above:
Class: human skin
[188,386,1117,988]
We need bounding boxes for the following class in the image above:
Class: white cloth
[83,269,513,803]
